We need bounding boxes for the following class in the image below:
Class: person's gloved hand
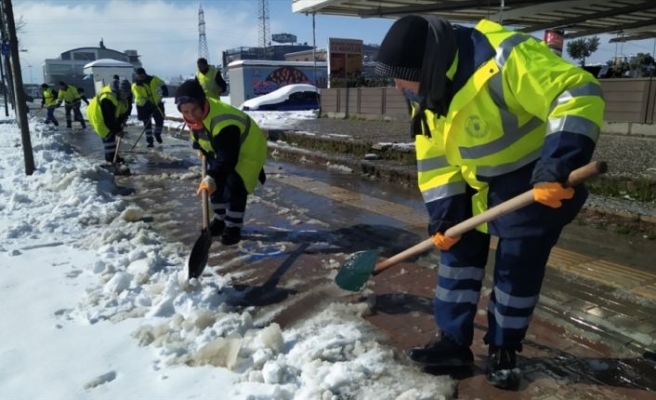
[197,151,204,159]
[116,131,125,138]
[196,176,216,195]
[533,182,574,208]
[432,233,461,251]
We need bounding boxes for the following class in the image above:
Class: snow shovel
[335,160,608,292]
[129,124,149,152]
[187,156,212,280]
[106,136,131,176]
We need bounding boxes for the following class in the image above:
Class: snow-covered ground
[0,108,453,399]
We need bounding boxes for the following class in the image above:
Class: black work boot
[486,347,521,390]
[407,333,474,367]
[155,133,163,143]
[221,226,241,246]
[209,219,225,237]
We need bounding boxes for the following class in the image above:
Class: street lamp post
[19,54,32,84]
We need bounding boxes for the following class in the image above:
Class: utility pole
[1,0,34,175]
[198,3,209,61]
[258,0,270,59]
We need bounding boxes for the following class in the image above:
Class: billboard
[272,33,297,44]
[327,38,363,88]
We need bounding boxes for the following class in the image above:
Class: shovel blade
[334,249,380,292]
[187,228,212,280]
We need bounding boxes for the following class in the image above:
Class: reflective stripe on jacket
[196,66,222,100]
[416,19,605,234]
[192,99,267,193]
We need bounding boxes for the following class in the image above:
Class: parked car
[241,84,320,111]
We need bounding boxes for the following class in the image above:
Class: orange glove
[196,176,217,195]
[432,233,461,251]
[533,182,574,208]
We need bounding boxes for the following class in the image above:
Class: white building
[83,59,135,96]
[42,46,141,95]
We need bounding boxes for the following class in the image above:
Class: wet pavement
[55,121,656,399]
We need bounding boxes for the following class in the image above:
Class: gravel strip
[290,119,656,179]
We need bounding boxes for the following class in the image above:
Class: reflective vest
[415,19,605,233]
[42,88,57,107]
[131,76,165,106]
[57,85,82,104]
[86,85,129,139]
[196,66,222,100]
[191,99,267,193]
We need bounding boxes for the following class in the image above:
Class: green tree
[629,52,656,77]
[566,36,600,66]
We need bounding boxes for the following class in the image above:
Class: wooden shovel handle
[112,136,122,164]
[200,156,210,230]
[373,161,607,275]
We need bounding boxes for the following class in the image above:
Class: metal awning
[292,0,656,41]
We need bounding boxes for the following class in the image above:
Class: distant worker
[132,67,168,147]
[56,81,87,130]
[111,74,120,92]
[40,83,59,129]
[195,58,227,100]
[175,79,267,246]
[86,80,132,164]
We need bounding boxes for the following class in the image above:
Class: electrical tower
[198,3,209,61]
[258,0,270,59]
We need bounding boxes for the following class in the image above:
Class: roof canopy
[292,0,656,42]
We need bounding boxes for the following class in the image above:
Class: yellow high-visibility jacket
[86,85,129,139]
[132,76,166,106]
[196,66,223,100]
[191,99,267,193]
[415,19,604,236]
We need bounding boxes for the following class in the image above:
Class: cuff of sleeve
[531,159,571,184]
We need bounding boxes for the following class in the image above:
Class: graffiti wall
[248,65,327,96]
[228,60,328,107]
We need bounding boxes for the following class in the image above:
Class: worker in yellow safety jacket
[375,16,604,390]
[57,81,88,130]
[132,67,168,147]
[40,83,59,128]
[175,79,267,246]
[195,57,227,100]
[86,80,132,163]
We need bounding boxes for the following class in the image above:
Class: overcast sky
[12,0,656,85]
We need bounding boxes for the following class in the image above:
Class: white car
[241,84,320,111]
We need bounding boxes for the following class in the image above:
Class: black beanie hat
[375,15,428,81]
[41,83,48,89]
[175,79,206,107]
[119,79,131,95]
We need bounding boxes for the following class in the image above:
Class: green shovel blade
[334,249,380,292]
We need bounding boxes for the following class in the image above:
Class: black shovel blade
[187,228,212,280]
